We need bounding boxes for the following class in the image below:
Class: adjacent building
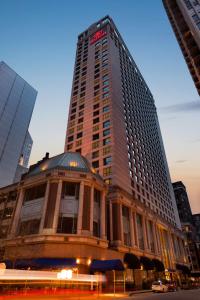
[0,61,37,188]
[192,213,200,266]
[173,181,200,270]
[65,16,181,231]
[163,0,200,95]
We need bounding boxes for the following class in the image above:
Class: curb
[129,290,152,296]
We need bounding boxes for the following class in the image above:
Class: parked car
[152,281,168,293]
[167,281,177,291]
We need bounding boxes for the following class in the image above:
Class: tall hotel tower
[163,0,200,95]
[65,16,181,233]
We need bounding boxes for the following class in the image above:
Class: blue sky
[0,0,199,213]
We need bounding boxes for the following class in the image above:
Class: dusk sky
[0,0,199,213]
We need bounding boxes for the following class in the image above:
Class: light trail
[0,269,105,282]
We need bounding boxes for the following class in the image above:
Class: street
[0,289,200,300]
[128,289,200,300]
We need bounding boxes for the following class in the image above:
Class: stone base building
[0,153,189,289]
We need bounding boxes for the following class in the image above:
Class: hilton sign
[90,29,107,45]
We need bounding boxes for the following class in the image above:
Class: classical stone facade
[0,152,189,288]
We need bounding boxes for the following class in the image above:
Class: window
[95,42,101,47]
[18,219,40,236]
[103,129,110,136]
[3,207,13,219]
[103,146,111,156]
[103,80,109,86]
[92,160,99,168]
[103,167,112,176]
[104,178,112,185]
[68,144,73,150]
[103,106,109,113]
[103,120,110,128]
[103,137,111,145]
[93,133,99,141]
[92,151,99,159]
[68,136,74,142]
[102,74,109,80]
[94,84,100,90]
[103,156,112,165]
[103,86,109,93]
[93,103,99,110]
[94,73,100,79]
[103,92,109,99]
[77,132,82,139]
[78,117,83,123]
[93,117,99,124]
[93,110,99,116]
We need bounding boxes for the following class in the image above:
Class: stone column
[109,201,113,241]
[89,185,94,235]
[39,181,50,233]
[77,181,84,235]
[100,190,106,239]
[120,204,124,245]
[133,211,139,247]
[168,231,175,269]
[142,215,148,250]
[152,222,158,254]
[52,180,62,233]
[155,225,161,253]
[9,188,25,237]
[129,208,135,247]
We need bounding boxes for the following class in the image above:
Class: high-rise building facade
[65,16,180,229]
[0,61,37,187]
[163,0,200,95]
[173,181,200,270]
[172,181,193,223]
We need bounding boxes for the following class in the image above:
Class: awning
[0,260,13,269]
[140,256,155,270]
[191,271,200,278]
[176,264,190,275]
[14,258,76,269]
[90,259,124,272]
[124,253,140,269]
[152,259,165,272]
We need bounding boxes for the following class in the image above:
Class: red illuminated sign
[90,29,107,45]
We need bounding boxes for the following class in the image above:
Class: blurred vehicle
[166,281,177,291]
[152,281,168,292]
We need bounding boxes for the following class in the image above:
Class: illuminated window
[69,161,78,167]
[103,167,112,176]
[103,145,111,155]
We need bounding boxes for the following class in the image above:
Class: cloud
[160,100,200,113]
[175,160,188,164]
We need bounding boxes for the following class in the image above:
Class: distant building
[192,213,200,267]
[193,213,200,242]
[172,181,193,223]
[0,62,37,188]
[163,0,200,95]
[173,181,200,270]
[13,131,33,182]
